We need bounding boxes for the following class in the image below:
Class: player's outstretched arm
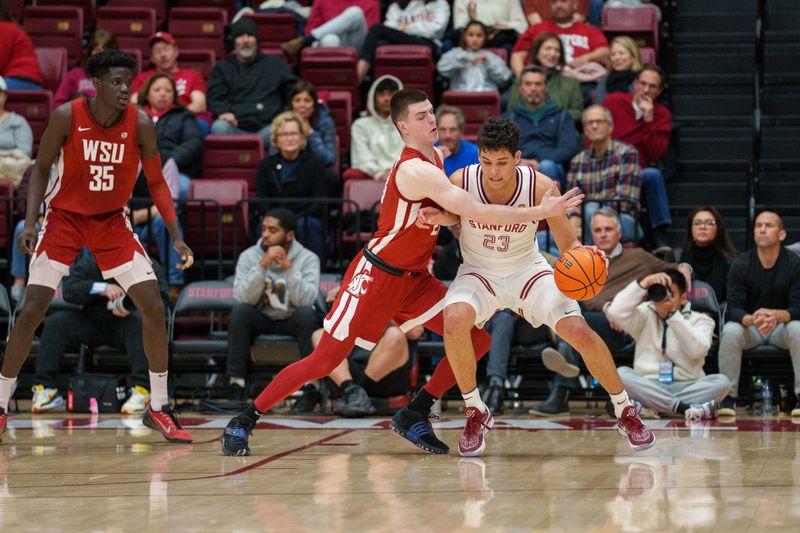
[397,159,584,225]
[416,169,465,228]
[17,105,72,254]
[137,111,193,270]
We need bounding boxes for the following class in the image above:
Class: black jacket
[207,52,298,132]
[726,247,800,324]
[153,104,203,179]
[255,149,329,218]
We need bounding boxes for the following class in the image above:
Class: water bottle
[761,380,773,417]
[751,376,763,413]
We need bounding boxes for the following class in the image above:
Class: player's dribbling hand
[18,224,38,254]
[174,240,194,270]
[538,185,584,219]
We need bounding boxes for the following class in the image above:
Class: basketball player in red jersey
[0,50,194,444]
[221,89,584,456]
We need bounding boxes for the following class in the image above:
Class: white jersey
[458,164,542,277]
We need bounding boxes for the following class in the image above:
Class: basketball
[554,247,608,301]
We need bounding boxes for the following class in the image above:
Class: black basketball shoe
[220,414,255,456]
[390,407,449,454]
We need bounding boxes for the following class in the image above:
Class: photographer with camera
[606,268,729,421]
[30,252,169,414]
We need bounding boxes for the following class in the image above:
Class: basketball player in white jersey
[418,117,656,456]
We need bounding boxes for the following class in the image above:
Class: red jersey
[513,21,608,64]
[46,98,141,214]
[366,146,444,272]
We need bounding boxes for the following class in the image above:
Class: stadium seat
[169,280,237,362]
[322,90,352,159]
[36,0,96,32]
[373,45,435,97]
[121,48,143,74]
[300,47,360,112]
[178,0,237,21]
[179,49,217,79]
[342,178,385,248]
[108,0,167,30]
[639,46,656,66]
[440,91,500,141]
[488,47,508,64]
[186,179,249,269]
[5,90,52,157]
[35,47,68,94]
[244,12,298,49]
[96,7,157,59]
[687,280,722,336]
[260,46,295,70]
[201,135,264,196]
[602,6,660,55]
[23,6,84,68]
[168,7,229,61]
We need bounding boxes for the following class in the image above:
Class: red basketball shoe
[458,406,494,457]
[0,408,6,444]
[143,405,193,443]
[617,405,656,451]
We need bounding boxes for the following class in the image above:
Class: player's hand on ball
[18,224,38,254]
[539,184,584,219]
[585,245,609,270]
[174,240,194,270]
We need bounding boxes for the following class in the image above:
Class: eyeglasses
[277,132,302,139]
[584,119,609,126]
[692,220,717,227]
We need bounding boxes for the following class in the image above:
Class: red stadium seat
[488,47,508,64]
[638,46,656,66]
[121,48,143,74]
[36,0,96,32]
[373,45,435,97]
[179,49,217,79]
[602,6,660,55]
[440,91,500,142]
[97,7,157,59]
[260,46,295,70]
[23,6,84,68]
[186,179,249,260]
[108,0,167,30]
[201,135,264,197]
[5,90,53,158]
[322,90,352,159]
[35,47,68,94]
[342,179,385,247]
[178,0,237,21]
[244,12,298,48]
[300,47,360,112]
[8,0,23,22]
[169,8,229,60]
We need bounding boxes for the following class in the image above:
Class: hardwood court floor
[2,413,800,532]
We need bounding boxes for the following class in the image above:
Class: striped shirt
[566,140,640,215]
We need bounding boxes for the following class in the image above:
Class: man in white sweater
[607,267,730,421]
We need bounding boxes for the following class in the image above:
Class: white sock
[610,389,633,418]
[230,377,245,388]
[149,370,169,411]
[0,374,17,412]
[462,387,486,413]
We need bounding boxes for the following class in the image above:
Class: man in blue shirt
[435,105,479,176]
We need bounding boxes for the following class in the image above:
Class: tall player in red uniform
[221,89,584,456]
[0,51,194,444]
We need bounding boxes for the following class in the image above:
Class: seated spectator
[525,0,605,26]
[680,206,738,303]
[608,267,728,420]
[435,105,479,176]
[357,0,451,83]
[603,65,672,255]
[567,105,641,244]
[256,111,330,259]
[30,253,170,415]
[208,18,298,147]
[345,75,404,181]
[511,0,609,86]
[531,207,692,415]
[228,209,322,408]
[502,65,578,188]
[54,30,119,109]
[595,36,642,104]
[451,0,529,50]
[131,32,211,134]
[0,6,43,90]
[718,211,800,418]
[284,80,336,167]
[137,73,203,199]
[282,0,381,57]
[437,20,512,93]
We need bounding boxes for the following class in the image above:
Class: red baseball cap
[149,31,176,47]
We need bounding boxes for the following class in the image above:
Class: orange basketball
[554,247,608,301]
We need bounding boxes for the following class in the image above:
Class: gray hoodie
[233,238,320,320]
[350,74,405,179]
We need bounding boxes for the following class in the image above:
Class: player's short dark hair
[264,208,297,233]
[86,49,138,78]
[391,88,428,125]
[663,267,687,295]
[477,117,520,154]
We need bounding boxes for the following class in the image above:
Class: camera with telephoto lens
[647,283,672,302]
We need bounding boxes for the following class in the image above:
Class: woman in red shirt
[0,4,44,90]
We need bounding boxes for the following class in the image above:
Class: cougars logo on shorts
[346,273,373,296]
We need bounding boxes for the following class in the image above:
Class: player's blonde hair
[270,111,310,150]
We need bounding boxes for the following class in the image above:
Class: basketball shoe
[121,386,150,414]
[0,408,6,444]
[31,385,64,413]
[221,413,257,456]
[459,406,494,457]
[142,405,193,443]
[617,405,656,451]
[390,407,449,454]
[685,400,718,422]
